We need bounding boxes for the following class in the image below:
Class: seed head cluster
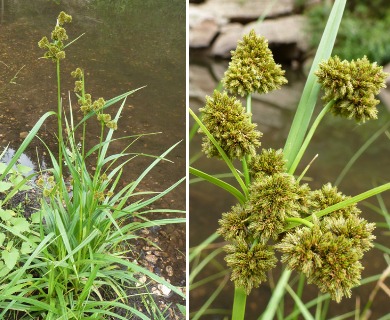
[223,30,288,96]
[315,56,389,123]
[276,212,374,302]
[196,30,378,301]
[199,90,261,159]
[71,68,117,130]
[38,11,72,61]
[224,236,277,294]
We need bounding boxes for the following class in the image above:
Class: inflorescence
[38,11,72,61]
[197,29,384,301]
[316,55,389,123]
[223,29,288,96]
[71,68,117,130]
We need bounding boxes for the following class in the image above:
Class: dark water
[190,56,390,319]
[0,0,186,312]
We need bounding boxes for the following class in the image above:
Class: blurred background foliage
[306,0,390,64]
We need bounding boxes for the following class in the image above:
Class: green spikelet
[276,222,364,302]
[246,173,302,242]
[218,204,249,241]
[248,148,286,178]
[222,30,288,96]
[224,236,277,295]
[309,183,361,219]
[199,90,262,159]
[315,55,389,123]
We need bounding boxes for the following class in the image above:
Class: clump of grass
[0,11,185,319]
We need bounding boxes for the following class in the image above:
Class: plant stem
[242,157,250,186]
[242,93,252,187]
[232,286,247,319]
[56,59,63,183]
[285,217,314,228]
[288,100,334,175]
[283,0,346,169]
[246,93,252,121]
[231,92,253,320]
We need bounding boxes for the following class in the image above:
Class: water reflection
[190,56,390,319]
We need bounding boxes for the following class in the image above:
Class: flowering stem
[242,93,253,186]
[56,59,63,185]
[232,286,247,319]
[242,158,250,186]
[288,100,335,175]
[285,217,314,228]
[232,92,253,320]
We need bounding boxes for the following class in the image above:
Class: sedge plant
[189,0,390,318]
[0,11,185,319]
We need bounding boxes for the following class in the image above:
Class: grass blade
[283,0,346,169]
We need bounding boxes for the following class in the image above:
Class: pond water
[190,54,390,319]
[0,0,186,314]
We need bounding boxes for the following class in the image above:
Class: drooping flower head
[315,55,389,123]
[199,90,262,159]
[222,30,288,96]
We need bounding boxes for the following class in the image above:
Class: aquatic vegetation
[190,0,390,318]
[0,11,185,319]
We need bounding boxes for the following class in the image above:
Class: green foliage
[0,162,32,193]
[307,2,390,64]
[0,208,40,276]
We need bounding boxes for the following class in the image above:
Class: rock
[383,63,390,86]
[157,284,172,297]
[19,131,28,139]
[243,15,310,53]
[197,0,295,21]
[211,23,244,58]
[209,15,309,59]
[190,19,219,48]
[189,64,218,101]
[166,265,174,277]
[145,254,158,264]
[189,5,225,48]
[136,275,147,287]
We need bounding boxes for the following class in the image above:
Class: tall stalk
[56,59,63,185]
